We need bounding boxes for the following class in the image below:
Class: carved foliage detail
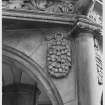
[47,32,72,78]
[87,0,102,25]
[94,38,103,85]
[2,0,76,14]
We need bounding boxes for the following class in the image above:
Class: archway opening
[2,55,52,105]
[2,45,63,105]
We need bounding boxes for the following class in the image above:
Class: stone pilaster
[71,19,102,105]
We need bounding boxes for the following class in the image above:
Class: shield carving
[47,32,72,78]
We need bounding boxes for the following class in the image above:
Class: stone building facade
[2,0,103,105]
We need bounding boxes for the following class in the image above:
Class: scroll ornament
[47,32,72,78]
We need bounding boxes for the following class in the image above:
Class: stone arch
[2,45,64,105]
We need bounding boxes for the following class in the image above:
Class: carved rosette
[47,32,72,78]
[94,38,103,85]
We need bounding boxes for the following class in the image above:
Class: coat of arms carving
[47,32,72,78]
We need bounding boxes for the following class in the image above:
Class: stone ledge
[2,9,77,25]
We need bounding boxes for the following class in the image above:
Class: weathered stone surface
[52,70,76,104]
[3,28,76,105]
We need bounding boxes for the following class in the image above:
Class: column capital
[71,18,102,38]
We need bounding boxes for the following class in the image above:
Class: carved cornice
[2,0,102,26]
[2,0,103,27]
[2,9,77,25]
[2,0,95,24]
[2,0,80,25]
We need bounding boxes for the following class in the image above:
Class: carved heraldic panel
[47,32,72,78]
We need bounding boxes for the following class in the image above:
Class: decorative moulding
[2,9,77,25]
[2,0,79,25]
[94,38,103,85]
[47,32,72,78]
[2,0,103,27]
